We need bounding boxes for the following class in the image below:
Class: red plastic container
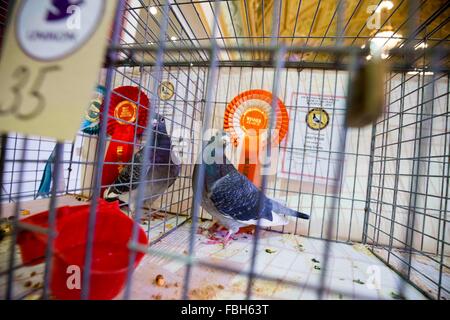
[17,205,79,266]
[50,201,148,300]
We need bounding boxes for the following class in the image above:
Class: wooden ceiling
[125,1,448,68]
[238,0,449,43]
[219,0,449,62]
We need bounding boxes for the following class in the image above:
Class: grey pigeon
[193,131,309,246]
[104,116,180,216]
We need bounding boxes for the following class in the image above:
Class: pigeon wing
[111,148,148,193]
[209,171,274,223]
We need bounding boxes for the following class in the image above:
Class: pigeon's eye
[160,118,165,123]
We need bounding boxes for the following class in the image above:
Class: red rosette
[102,126,136,188]
[100,86,150,193]
[104,86,150,136]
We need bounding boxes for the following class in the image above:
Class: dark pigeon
[193,131,309,246]
[104,116,180,216]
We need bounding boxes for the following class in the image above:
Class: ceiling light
[170,36,178,41]
[415,42,428,50]
[370,30,402,58]
[366,55,372,61]
[149,6,158,15]
[407,70,434,76]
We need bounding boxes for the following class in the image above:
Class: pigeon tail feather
[270,200,310,220]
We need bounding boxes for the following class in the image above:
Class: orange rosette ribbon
[101,86,150,193]
[224,89,289,187]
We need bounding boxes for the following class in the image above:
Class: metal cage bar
[0,0,449,301]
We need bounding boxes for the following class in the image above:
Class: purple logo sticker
[16,0,105,61]
[46,0,85,22]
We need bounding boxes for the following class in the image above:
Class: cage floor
[124,222,428,300]
[0,196,432,300]
[371,247,449,300]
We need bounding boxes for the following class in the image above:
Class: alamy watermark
[66,265,81,290]
[170,125,283,176]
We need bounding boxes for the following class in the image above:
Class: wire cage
[0,1,9,51]
[0,0,449,300]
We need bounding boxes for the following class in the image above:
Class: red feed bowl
[50,201,148,300]
[17,205,85,266]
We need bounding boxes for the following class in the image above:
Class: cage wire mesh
[0,0,449,300]
[0,0,9,51]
